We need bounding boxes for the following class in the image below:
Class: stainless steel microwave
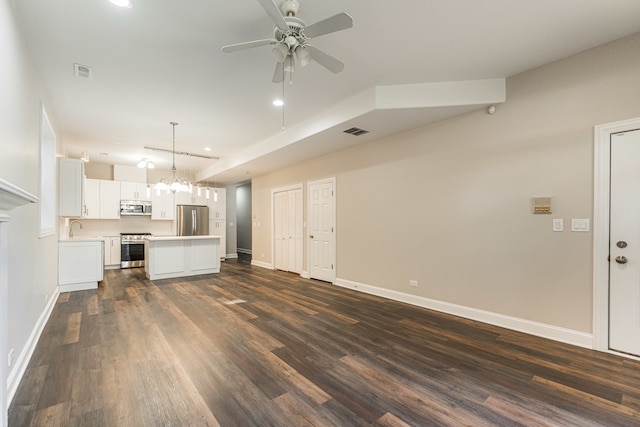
[120,200,152,216]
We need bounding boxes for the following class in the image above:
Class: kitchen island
[144,235,221,280]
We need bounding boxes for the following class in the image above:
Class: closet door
[274,191,288,271]
[273,188,303,273]
[287,189,303,274]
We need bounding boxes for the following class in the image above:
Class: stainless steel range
[120,232,151,268]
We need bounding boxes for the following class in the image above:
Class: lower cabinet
[103,236,121,268]
[59,240,104,292]
[209,219,226,259]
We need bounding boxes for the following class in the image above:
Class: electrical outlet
[409,280,418,287]
[8,348,14,367]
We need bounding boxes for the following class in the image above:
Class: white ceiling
[12,0,640,184]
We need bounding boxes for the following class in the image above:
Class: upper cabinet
[84,178,100,219]
[120,181,151,201]
[208,188,226,220]
[151,190,175,220]
[99,180,121,219]
[58,158,85,217]
[85,178,120,219]
[175,190,208,206]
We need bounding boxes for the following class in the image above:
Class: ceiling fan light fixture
[272,43,289,63]
[296,46,311,67]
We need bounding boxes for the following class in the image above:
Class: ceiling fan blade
[305,45,344,73]
[272,61,284,83]
[303,13,353,39]
[256,0,289,32]
[222,39,275,53]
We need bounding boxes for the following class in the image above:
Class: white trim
[226,253,239,259]
[593,117,640,352]
[307,177,337,283]
[7,286,60,406]
[0,222,7,427]
[335,277,593,349]
[301,270,309,279]
[0,178,38,212]
[251,259,273,269]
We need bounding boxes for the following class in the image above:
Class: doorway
[236,182,252,259]
[594,117,640,357]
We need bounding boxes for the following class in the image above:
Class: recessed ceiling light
[272,99,284,107]
[204,147,212,152]
[109,0,132,8]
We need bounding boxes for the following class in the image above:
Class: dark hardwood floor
[9,258,640,426]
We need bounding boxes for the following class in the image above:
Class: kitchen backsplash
[60,216,175,239]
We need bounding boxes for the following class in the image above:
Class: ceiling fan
[221,0,353,83]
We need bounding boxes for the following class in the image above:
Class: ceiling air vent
[74,63,93,80]
[343,127,370,136]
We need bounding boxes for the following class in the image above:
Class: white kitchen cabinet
[151,190,175,220]
[58,158,84,217]
[208,188,226,220]
[209,219,227,259]
[59,239,104,292]
[175,190,208,206]
[99,180,121,219]
[84,178,100,219]
[103,236,121,267]
[120,181,151,201]
[85,179,120,219]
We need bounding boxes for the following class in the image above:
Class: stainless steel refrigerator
[176,205,209,236]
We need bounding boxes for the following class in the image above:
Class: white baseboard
[334,277,593,349]
[226,253,238,259]
[301,271,309,279]
[7,286,60,406]
[237,248,252,255]
[251,259,273,270]
[58,282,98,293]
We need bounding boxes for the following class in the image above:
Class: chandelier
[155,122,192,194]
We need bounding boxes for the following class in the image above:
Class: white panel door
[610,128,640,357]
[309,180,335,282]
[287,189,303,274]
[274,191,288,271]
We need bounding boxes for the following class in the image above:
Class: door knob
[615,255,628,264]
[617,241,628,248]
[309,235,314,239]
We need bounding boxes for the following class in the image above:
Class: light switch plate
[552,218,563,232]
[571,218,590,232]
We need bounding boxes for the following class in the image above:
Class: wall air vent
[74,63,93,80]
[343,127,370,136]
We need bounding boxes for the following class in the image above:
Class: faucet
[69,220,83,238]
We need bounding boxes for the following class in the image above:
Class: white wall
[0,0,60,409]
[251,32,640,339]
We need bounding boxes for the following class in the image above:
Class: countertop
[59,236,105,242]
[145,235,221,241]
